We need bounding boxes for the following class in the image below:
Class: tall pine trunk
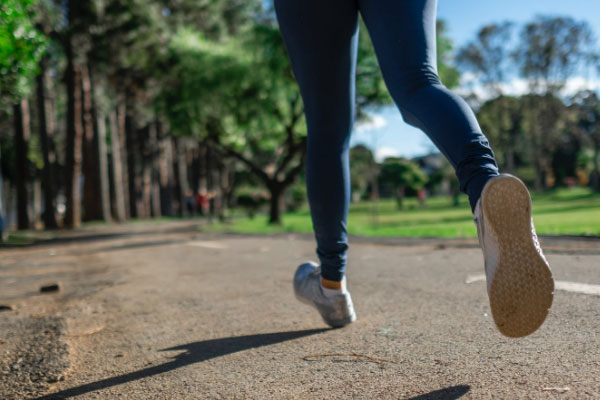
[149,122,161,217]
[36,57,58,229]
[590,143,600,191]
[13,100,30,230]
[139,126,151,218]
[64,42,83,228]
[158,123,174,216]
[0,142,5,240]
[117,104,130,218]
[97,114,111,221]
[109,110,127,221]
[81,64,103,221]
[125,104,139,218]
[173,138,190,217]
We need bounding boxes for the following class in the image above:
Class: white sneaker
[474,174,554,338]
[294,262,356,328]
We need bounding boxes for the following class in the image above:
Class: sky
[350,0,600,161]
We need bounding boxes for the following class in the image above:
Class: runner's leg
[274,0,359,281]
[358,0,499,210]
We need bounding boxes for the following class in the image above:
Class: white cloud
[459,76,600,102]
[374,146,400,163]
[354,114,387,133]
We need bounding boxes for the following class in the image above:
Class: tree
[458,23,521,174]
[378,158,427,209]
[520,94,567,190]
[0,0,47,107]
[436,20,461,89]
[349,144,377,202]
[457,22,514,97]
[514,16,596,95]
[477,95,524,173]
[512,16,596,189]
[571,90,600,190]
[0,0,47,231]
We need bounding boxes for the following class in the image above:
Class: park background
[2,0,600,242]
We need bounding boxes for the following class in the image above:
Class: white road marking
[465,274,600,296]
[185,241,228,249]
[554,281,600,296]
[465,274,486,284]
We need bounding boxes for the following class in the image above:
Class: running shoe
[474,174,554,337]
[294,262,356,328]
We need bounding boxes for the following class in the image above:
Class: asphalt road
[1,221,599,399]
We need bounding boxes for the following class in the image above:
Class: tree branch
[209,138,270,183]
[275,136,307,177]
[281,146,307,187]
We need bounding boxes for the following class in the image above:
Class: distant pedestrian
[276,0,554,337]
[185,190,196,215]
[417,188,427,208]
[195,189,210,216]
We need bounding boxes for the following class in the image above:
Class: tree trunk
[158,122,174,216]
[125,105,139,218]
[268,183,284,225]
[65,45,84,228]
[149,122,161,218]
[199,141,208,193]
[117,104,130,218]
[109,111,127,221]
[13,100,30,230]
[505,145,515,174]
[81,64,103,221]
[591,144,600,191]
[533,159,544,192]
[0,142,5,240]
[33,179,42,227]
[395,185,405,210]
[174,138,190,217]
[219,161,235,220]
[137,126,150,218]
[97,115,112,221]
[36,57,58,229]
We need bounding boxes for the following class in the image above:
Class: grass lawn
[204,187,600,238]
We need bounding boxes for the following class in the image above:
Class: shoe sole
[481,175,554,338]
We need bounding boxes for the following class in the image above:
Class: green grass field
[204,187,600,238]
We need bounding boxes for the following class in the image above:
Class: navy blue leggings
[274,0,499,281]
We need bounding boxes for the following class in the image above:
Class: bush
[286,184,307,212]
[235,187,269,218]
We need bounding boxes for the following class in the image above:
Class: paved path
[1,222,599,399]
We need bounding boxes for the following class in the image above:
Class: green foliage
[235,186,268,218]
[436,20,460,89]
[457,21,514,95]
[0,0,47,106]
[379,158,427,190]
[207,187,600,238]
[378,158,427,208]
[349,144,377,200]
[159,27,250,137]
[286,183,306,212]
[514,16,596,93]
[356,19,391,114]
[477,95,524,171]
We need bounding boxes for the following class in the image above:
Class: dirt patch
[0,315,70,399]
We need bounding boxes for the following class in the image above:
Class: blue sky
[350,0,600,161]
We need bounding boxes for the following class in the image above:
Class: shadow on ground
[32,329,327,399]
[2,224,198,249]
[407,385,470,399]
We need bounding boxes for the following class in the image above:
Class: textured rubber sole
[481,175,554,338]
